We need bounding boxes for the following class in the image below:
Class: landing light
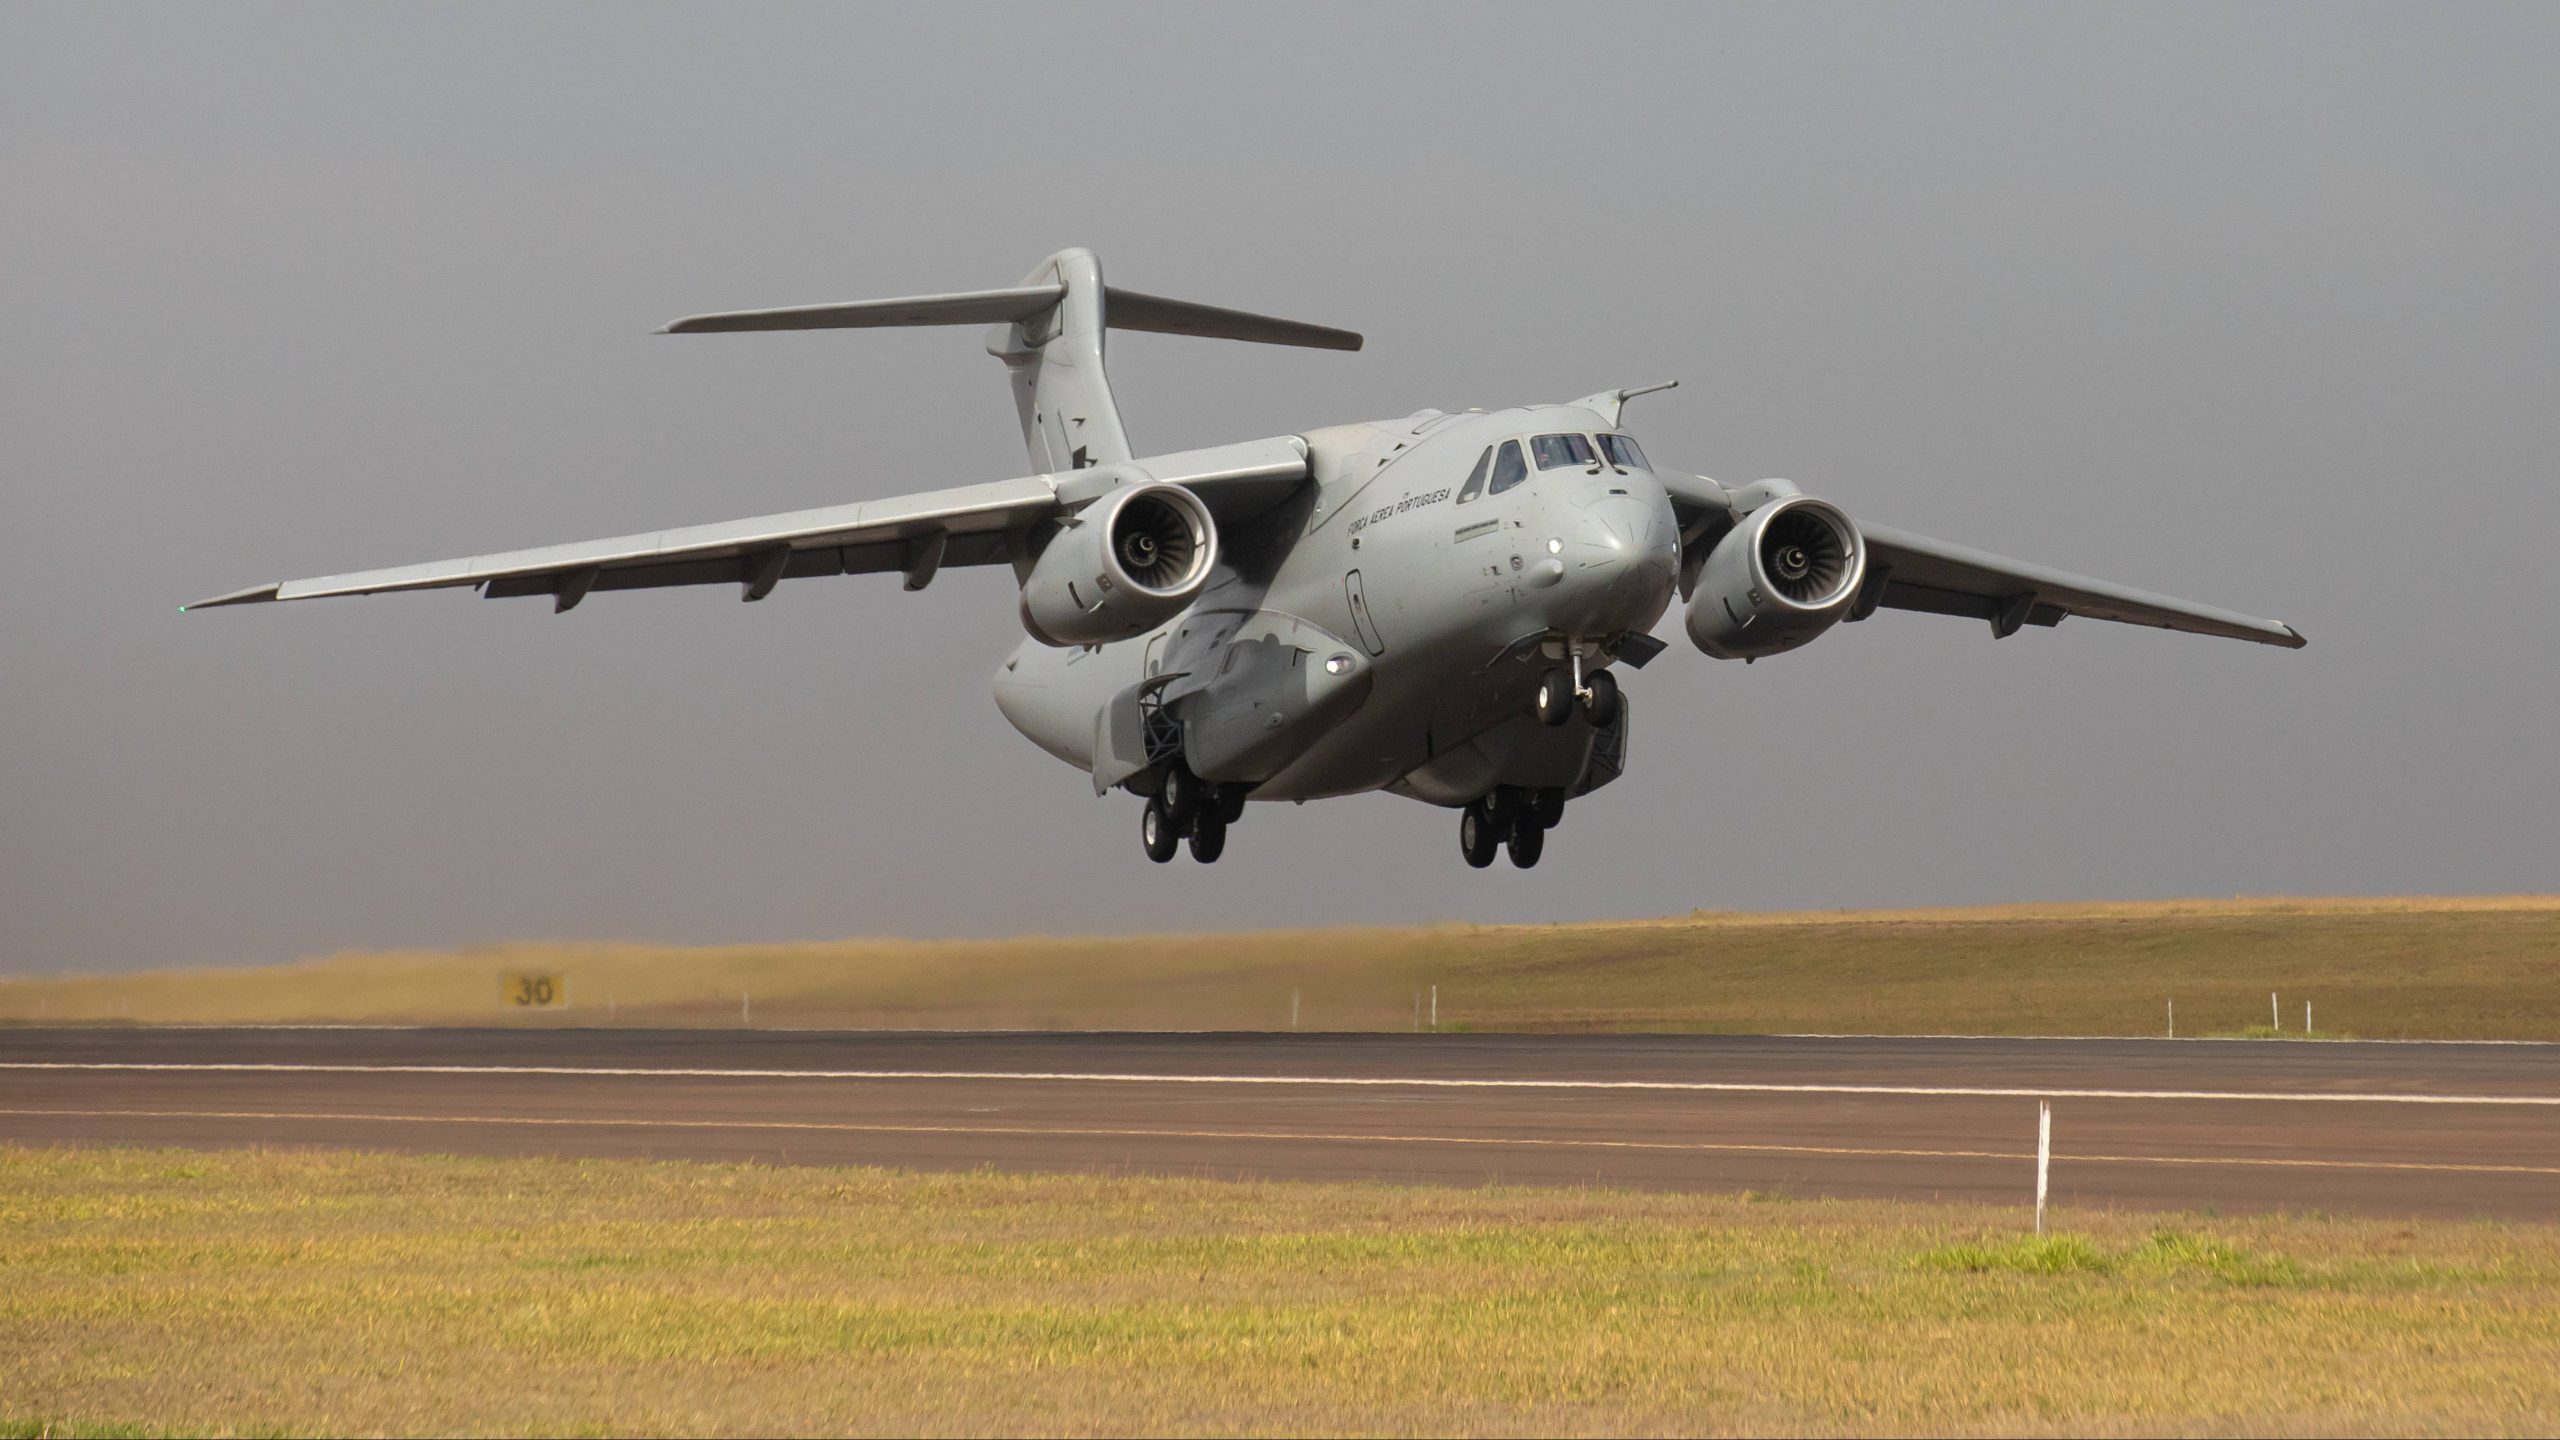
[1325,653,1356,675]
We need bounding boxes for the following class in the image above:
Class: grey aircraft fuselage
[995,404,1675,806]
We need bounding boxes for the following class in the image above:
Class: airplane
[189,247,2305,869]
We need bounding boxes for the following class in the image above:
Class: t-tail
[656,247,1360,473]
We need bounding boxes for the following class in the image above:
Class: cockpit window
[1455,446,1494,503]
[1531,433,1598,470]
[1598,434,1650,470]
[1487,439,1529,495]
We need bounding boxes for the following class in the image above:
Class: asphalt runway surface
[7,1028,2559,1218]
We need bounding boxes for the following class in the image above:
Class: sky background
[5,3,2555,976]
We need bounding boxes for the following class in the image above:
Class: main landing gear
[1460,784,1565,869]
[1141,765,1246,864]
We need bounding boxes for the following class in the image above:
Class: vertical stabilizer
[659,248,1358,477]
[987,249,1132,473]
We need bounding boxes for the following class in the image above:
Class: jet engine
[1684,494,1866,660]
[1018,482,1218,646]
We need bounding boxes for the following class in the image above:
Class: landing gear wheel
[1216,783,1248,826]
[1159,766,1203,829]
[1532,786,1567,829]
[1459,804,1501,868]
[1535,668,1577,727]
[1581,670,1621,728]
[1506,815,1546,868]
[1187,811,1228,864]
[1140,798,1179,863]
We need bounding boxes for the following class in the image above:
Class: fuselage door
[1345,569,1386,655]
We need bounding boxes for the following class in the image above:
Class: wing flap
[1859,523,2304,648]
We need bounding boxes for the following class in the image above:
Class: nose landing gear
[1460,785,1564,869]
[1536,649,1621,728]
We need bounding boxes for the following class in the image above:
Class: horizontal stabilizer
[1103,288,1362,351]
[657,284,1065,334]
[658,281,1359,350]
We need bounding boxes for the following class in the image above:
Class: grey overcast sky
[4,3,2555,976]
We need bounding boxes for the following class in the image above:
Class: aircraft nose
[1555,493,1678,630]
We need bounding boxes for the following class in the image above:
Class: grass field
[5,895,2558,1039]
[4,1144,2557,1436]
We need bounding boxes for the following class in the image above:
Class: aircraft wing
[186,437,1309,612]
[1855,524,2305,648]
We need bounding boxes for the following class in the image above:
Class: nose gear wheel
[1581,670,1620,727]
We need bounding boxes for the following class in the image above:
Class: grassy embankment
[5,896,2556,1039]
[5,1145,2558,1436]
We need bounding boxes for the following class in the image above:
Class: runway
[6,1029,2558,1218]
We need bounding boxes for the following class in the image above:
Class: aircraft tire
[1459,804,1500,868]
[1217,783,1248,826]
[1188,811,1228,864]
[1535,669,1577,727]
[1582,670,1621,728]
[1141,798,1179,863]
[1533,786,1567,829]
[1506,816,1546,868]
[1160,766,1203,829]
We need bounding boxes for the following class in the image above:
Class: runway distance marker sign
[503,973,565,1009]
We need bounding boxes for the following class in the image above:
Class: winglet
[182,582,281,611]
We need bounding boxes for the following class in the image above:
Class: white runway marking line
[5,1061,2559,1106]
[6,1106,2558,1178]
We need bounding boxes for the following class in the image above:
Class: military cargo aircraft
[191,249,2304,869]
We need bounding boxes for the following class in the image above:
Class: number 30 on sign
[505,973,564,1008]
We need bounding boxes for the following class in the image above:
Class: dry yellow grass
[5,1144,2558,1437]
[5,895,2557,1039]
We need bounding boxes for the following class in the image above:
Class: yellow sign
[504,972,565,1008]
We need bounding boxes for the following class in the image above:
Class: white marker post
[2272,992,2279,1030]
[2306,1000,2312,1035]
[1430,985,1438,1031]
[1291,989,1300,1031]
[2035,1101,2052,1235]
[2167,998,2174,1039]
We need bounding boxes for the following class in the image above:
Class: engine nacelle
[1684,494,1867,660]
[1018,482,1218,647]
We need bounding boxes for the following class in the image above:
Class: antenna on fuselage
[1573,380,1680,427]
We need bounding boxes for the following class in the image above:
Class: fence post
[2035,1101,2052,1235]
